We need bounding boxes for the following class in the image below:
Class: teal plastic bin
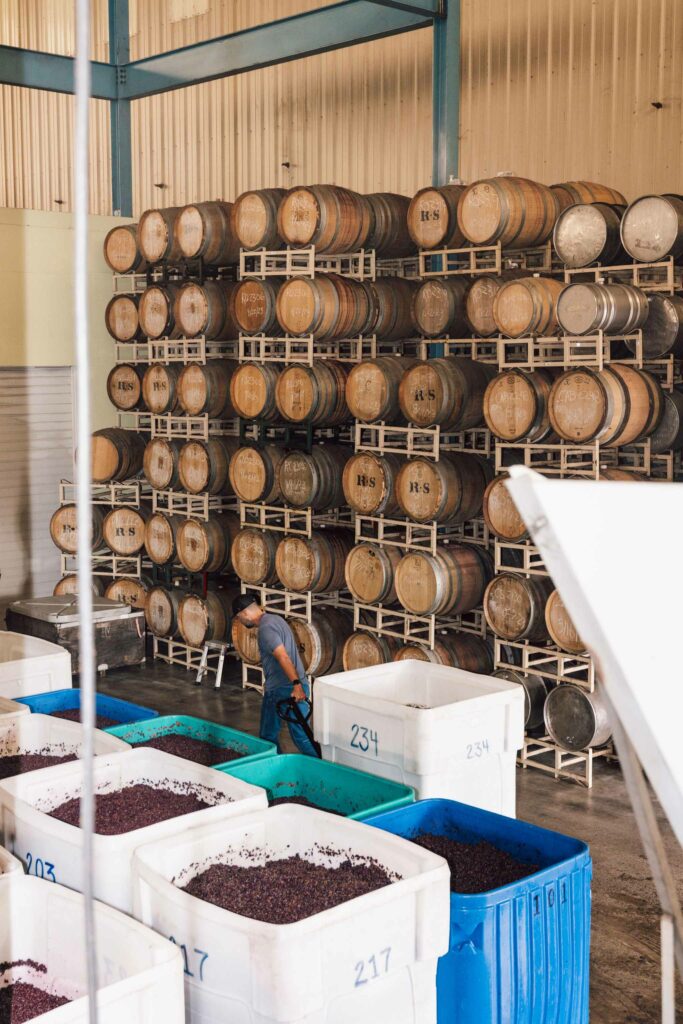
[106,715,276,770]
[222,753,415,820]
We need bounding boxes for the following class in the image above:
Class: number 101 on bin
[350,723,379,756]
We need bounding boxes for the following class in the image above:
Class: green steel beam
[109,0,133,216]
[0,44,117,100]
[432,0,460,185]
[120,0,434,99]
[368,0,443,15]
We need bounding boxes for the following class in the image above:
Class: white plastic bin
[0,841,23,877]
[0,748,267,912]
[313,661,525,816]
[133,804,450,1024]
[0,696,30,721]
[0,713,130,777]
[0,631,71,698]
[0,874,184,1022]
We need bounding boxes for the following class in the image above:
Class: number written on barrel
[25,852,56,882]
[466,739,490,759]
[350,723,379,756]
[355,947,391,987]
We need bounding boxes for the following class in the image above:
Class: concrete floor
[99,658,683,1024]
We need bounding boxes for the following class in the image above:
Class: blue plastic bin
[15,689,158,727]
[366,798,591,1024]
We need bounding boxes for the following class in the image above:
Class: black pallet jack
[276,696,322,758]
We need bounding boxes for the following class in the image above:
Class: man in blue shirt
[232,594,318,757]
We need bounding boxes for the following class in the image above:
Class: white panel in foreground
[506,467,683,846]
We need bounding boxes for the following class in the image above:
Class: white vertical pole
[74,0,99,1018]
[661,914,675,1024]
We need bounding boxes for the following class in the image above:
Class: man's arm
[271,643,306,702]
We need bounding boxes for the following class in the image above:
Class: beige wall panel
[459,0,683,200]
[0,207,121,430]
[1,0,681,215]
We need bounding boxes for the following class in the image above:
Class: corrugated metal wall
[0,0,681,216]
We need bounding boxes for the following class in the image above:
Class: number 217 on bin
[350,723,379,756]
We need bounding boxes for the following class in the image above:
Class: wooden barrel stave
[394,544,491,616]
[229,444,284,504]
[395,452,491,524]
[178,588,238,648]
[106,364,145,412]
[458,177,558,248]
[345,542,401,605]
[346,356,419,424]
[176,514,240,574]
[104,576,152,610]
[394,632,492,673]
[144,512,181,566]
[407,185,467,250]
[483,368,558,442]
[145,585,183,638]
[399,357,496,430]
[545,588,586,654]
[174,281,240,341]
[483,573,553,642]
[234,278,284,336]
[138,207,183,263]
[550,180,627,211]
[176,360,237,418]
[102,504,151,556]
[50,505,105,555]
[231,188,288,250]
[342,631,400,670]
[229,361,281,422]
[142,363,180,414]
[103,223,147,274]
[493,277,566,339]
[482,474,528,541]
[277,185,370,254]
[412,278,471,338]
[92,428,145,482]
[143,438,183,491]
[231,617,261,664]
[275,361,349,425]
[364,193,415,258]
[105,295,142,342]
[278,445,348,510]
[54,575,106,597]
[368,277,419,341]
[139,283,183,340]
[175,201,239,265]
[231,527,279,585]
[342,451,402,516]
[275,529,352,594]
[178,437,238,495]
[289,608,354,676]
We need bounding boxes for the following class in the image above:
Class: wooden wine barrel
[229,444,284,504]
[277,445,348,510]
[395,452,492,524]
[231,527,279,585]
[492,277,565,338]
[138,206,183,263]
[144,512,180,566]
[103,223,146,274]
[50,505,106,555]
[394,632,493,673]
[102,505,151,556]
[412,278,471,338]
[544,684,612,752]
[458,176,558,248]
[104,576,151,610]
[288,608,354,676]
[178,588,238,648]
[175,281,240,341]
[229,361,281,422]
[138,284,182,340]
[106,364,145,412]
[275,529,352,594]
[53,575,105,597]
[104,295,141,342]
[92,428,145,482]
[176,360,237,418]
[176,514,239,574]
[552,202,625,268]
[368,277,419,341]
[342,631,399,671]
[483,573,553,641]
[365,193,415,258]
[342,451,402,516]
[551,180,627,211]
[483,368,557,442]
[493,668,547,729]
[556,282,648,336]
[345,542,401,605]
[629,294,683,359]
[346,356,419,424]
[545,588,586,655]
[482,474,528,541]
[231,188,287,250]
[178,438,239,495]
[407,185,467,250]
[275,275,373,340]
[275,360,349,425]
[548,365,663,446]
[233,278,283,336]
[395,544,491,616]
[143,438,183,490]
[145,585,183,638]
[175,201,239,265]
[277,185,371,254]
[231,617,261,665]
[650,388,683,453]
[141,363,180,414]
[398,357,495,430]
[620,194,683,262]
[465,276,506,338]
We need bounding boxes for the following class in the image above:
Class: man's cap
[232,594,259,617]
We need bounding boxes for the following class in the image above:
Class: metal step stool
[195,640,231,690]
